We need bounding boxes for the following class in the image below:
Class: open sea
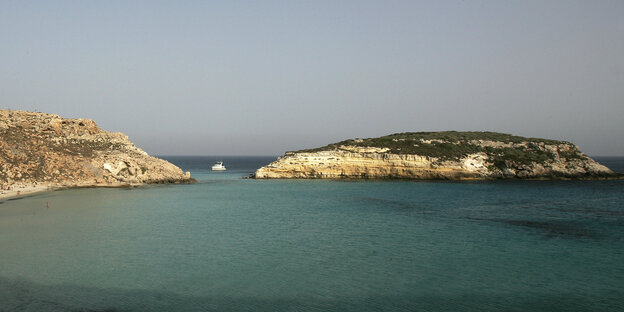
[1,156,623,311]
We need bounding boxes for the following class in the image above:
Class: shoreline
[252,172,624,181]
[0,179,196,201]
[0,185,53,201]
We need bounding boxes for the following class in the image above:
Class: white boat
[211,161,226,171]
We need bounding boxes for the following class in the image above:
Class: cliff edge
[1,110,193,196]
[255,132,618,180]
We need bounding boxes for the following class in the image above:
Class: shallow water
[1,156,623,311]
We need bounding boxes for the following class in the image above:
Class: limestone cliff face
[255,132,617,180]
[0,110,193,188]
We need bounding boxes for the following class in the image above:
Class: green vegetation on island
[296,131,585,170]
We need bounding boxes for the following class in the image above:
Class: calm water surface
[1,156,623,311]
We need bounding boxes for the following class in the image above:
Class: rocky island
[255,132,619,180]
[1,110,193,198]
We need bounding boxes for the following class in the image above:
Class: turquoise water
[1,156,623,311]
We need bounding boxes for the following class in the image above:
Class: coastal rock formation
[255,132,617,180]
[0,110,193,191]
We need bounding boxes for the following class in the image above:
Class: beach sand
[0,182,155,201]
[0,185,53,200]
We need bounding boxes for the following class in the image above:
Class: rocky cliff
[255,132,618,180]
[0,110,193,190]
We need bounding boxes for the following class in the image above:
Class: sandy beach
[0,182,158,201]
[0,184,53,200]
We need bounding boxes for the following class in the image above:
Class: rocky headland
[1,110,193,198]
[255,132,619,180]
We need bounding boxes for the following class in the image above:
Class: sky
[1,1,623,156]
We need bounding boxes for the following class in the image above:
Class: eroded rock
[0,109,193,189]
[255,132,618,180]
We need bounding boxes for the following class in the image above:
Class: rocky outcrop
[255,132,619,180]
[0,110,193,191]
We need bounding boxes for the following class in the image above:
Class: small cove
[1,156,623,311]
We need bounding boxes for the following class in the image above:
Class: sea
[1,156,623,311]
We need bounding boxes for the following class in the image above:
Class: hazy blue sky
[1,1,623,155]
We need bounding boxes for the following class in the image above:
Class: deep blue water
[0,156,623,311]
